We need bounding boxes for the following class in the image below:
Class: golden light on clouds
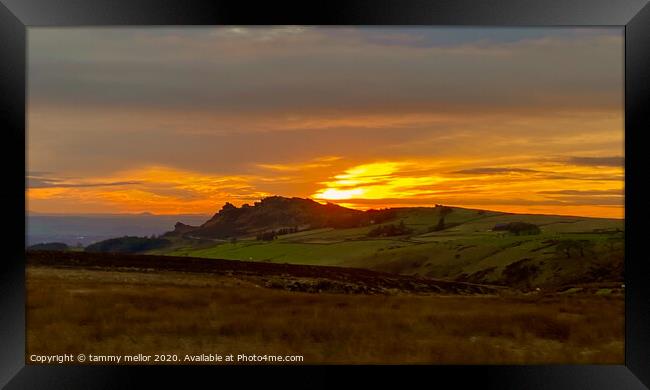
[310,158,623,218]
[28,166,271,215]
[313,161,446,201]
[28,154,624,219]
[26,27,624,219]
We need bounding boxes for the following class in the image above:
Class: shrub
[256,231,278,241]
[493,222,540,236]
[555,239,596,258]
[256,227,299,241]
[367,221,412,237]
[28,242,69,251]
[85,236,171,253]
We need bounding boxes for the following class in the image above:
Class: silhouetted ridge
[166,196,394,239]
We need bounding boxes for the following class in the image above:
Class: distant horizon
[26,195,625,220]
[27,27,624,219]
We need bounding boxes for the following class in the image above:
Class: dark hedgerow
[85,236,172,254]
[367,221,412,237]
[493,222,541,235]
[27,242,69,251]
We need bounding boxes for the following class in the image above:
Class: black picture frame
[1,0,648,388]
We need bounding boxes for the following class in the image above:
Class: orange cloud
[312,159,624,218]
[27,156,624,218]
[27,166,271,214]
[256,156,342,171]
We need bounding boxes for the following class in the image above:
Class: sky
[27,27,624,218]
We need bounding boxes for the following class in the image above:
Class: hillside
[27,250,501,295]
[27,255,623,364]
[165,196,391,239]
[149,197,623,290]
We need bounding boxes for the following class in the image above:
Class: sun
[314,188,364,200]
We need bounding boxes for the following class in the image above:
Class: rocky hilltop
[166,196,393,239]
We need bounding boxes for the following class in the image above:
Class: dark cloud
[537,189,623,196]
[28,123,433,177]
[27,175,140,189]
[27,27,624,180]
[28,27,623,115]
[27,171,53,176]
[352,27,620,48]
[565,156,624,167]
[536,195,623,206]
[451,167,540,175]
[542,174,625,182]
[450,168,623,182]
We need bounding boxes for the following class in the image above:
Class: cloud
[25,27,625,218]
[26,174,141,189]
[534,196,624,206]
[350,27,621,48]
[539,174,624,182]
[256,156,342,171]
[27,27,623,182]
[537,189,623,196]
[565,156,624,167]
[28,27,622,115]
[449,166,624,182]
[26,170,53,176]
[451,167,540,175]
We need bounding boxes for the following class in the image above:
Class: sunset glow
[27,27,624,219]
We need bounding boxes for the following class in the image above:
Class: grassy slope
[27,266,623,364]
[150,206,624,287]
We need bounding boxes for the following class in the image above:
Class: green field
[150,206,624,288]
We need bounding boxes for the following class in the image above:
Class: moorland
[26,196,624,364]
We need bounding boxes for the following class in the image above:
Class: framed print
[1,0,649,388]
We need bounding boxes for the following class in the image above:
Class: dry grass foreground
[26,266,623,364]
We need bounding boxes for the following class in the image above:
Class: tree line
[256,227,299,241]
